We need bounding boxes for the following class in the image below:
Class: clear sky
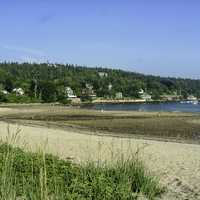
[0,0,200,78]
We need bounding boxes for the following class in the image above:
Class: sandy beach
[0,106,200,199]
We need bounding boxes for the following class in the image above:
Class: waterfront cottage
[12,88,24,96]
[161,94,181,101]
[187,95,197,101]
[138,89,144,95]
[1,90,9,95]
[115,92,123,99]
[65,87,77,98]
[140,93,151,101]
[82,83,97,99]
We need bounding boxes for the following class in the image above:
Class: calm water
[86,102,200,113]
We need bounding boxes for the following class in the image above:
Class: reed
[0,131,163,200]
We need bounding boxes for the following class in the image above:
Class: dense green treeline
[0,62,199,103]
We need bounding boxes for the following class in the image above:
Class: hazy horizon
[0,0,200,78]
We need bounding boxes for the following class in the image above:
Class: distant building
[115,92,123,99]
[86,83,94,90]
[47,63,58,68]
[89,94,97,98]
[13,88,24,96]
[98,72,108,78]
[161,94,180,101]
[187,95,197,101]
[82,83,96,98]
[138,89,151,101]
[1,90,9,95]
[138,89,144,95]
[140,93,151,101]
[65,87,77,98]
[86,84,95,94]
[108,83,112,91]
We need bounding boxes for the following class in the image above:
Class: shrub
[59,98,72,105]
[5,94,40,103]
[0,143,163,200]
[0,93,8,103]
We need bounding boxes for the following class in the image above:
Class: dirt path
[0,121,199,199]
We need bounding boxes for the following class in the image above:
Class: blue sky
[0,0,200,78]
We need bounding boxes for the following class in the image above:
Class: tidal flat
[1,104,200,144]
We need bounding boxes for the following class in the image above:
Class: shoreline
[0,105,200,198]
[0,119,199,199]
[0,99,181,107]
[91,99,180,104]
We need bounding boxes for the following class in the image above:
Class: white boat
[180,100,199,104]
[192,100,199,105]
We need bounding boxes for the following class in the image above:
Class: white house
[138,89,144,95]
[187,95,197,101]
[108,83,112,91]
[115,92,123,99]
[83,83,96,98]
[140,93,152,101]
[85,83,93,90]
[161,94,180,101]
[13,88,24,96]
[98,72,108,78]
[65,87,77,98]
[1,90,9,95]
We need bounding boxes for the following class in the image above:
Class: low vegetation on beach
[0,140,163,200]
[2,105,200,143]
[66,114,200,142]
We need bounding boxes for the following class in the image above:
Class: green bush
[0,93,8,102]
[5,94,40,103]
[0,143,163,200]
[59,98,72,105]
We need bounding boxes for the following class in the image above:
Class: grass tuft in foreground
[0,143,163,200]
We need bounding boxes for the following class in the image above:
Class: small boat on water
[180,100,199,105]
[192,100,199,105]
[180,95,199,105]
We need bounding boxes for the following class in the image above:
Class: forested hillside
[0,62,199,103]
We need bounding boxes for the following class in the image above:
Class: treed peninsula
[0,62,199,104]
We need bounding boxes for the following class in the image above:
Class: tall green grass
[0,136,163,199]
